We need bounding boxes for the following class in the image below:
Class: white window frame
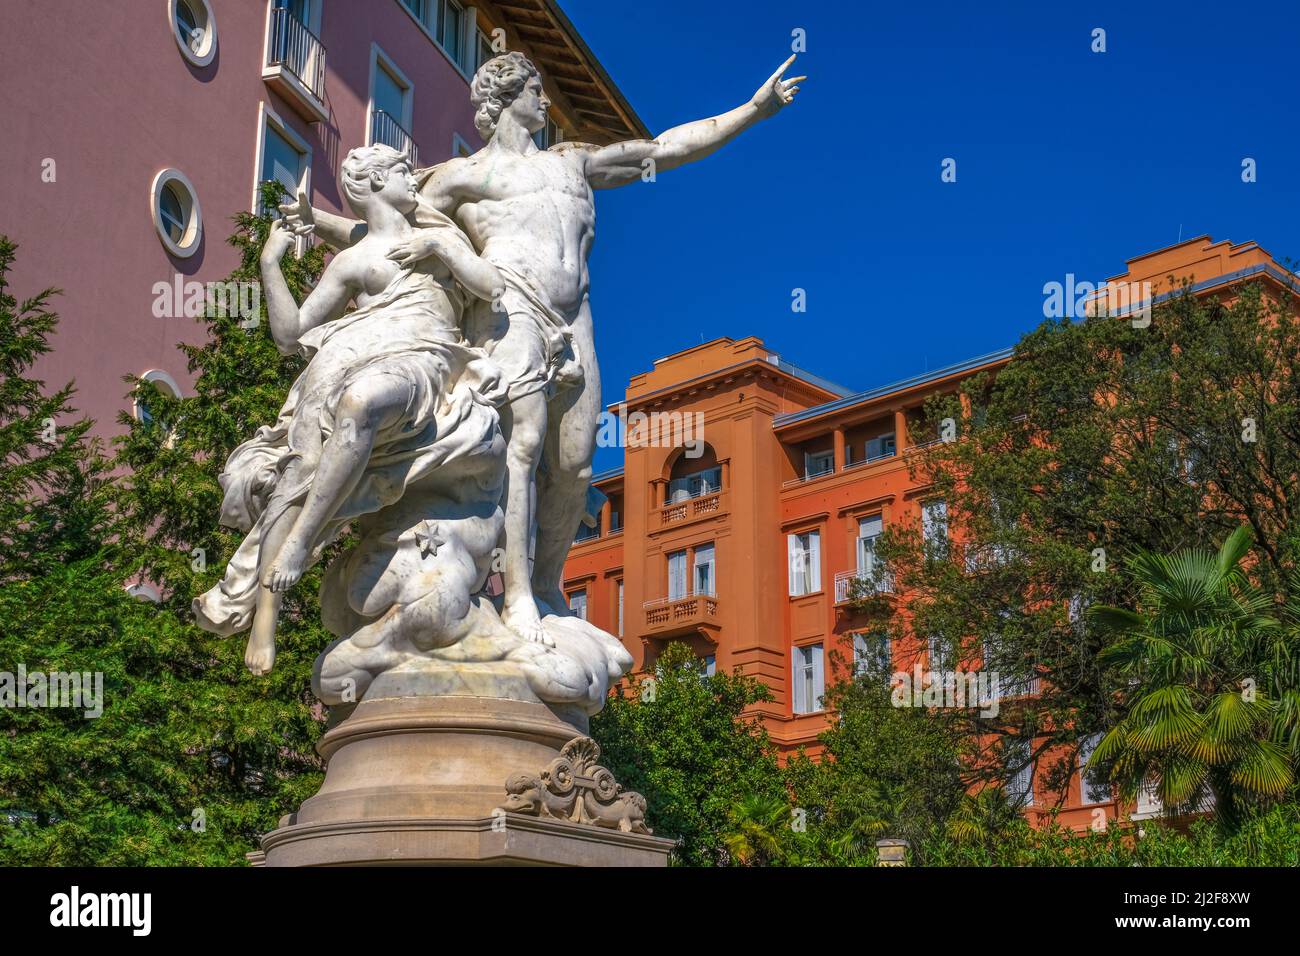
[567,589,587,621]
[367,43,414,149]
[692,543,716,597]
[1005,738,1035,807]
[853,632,890,677]
[787,530,821,596]
[150,168,204,259]
[864,432,896,462]
[170,0,218,68]
[667,549,688,601]
[616,579,624,636]
[922,498,949,557]
[792,643,825,715]
[856,514,882,577]
[1077,732,1111,805]
[252,102,313,216]
[396,0,479,79]
[804,449,834,479]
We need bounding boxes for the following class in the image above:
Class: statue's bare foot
[245,630,276,676]
[502,598,553,647]
[262,537,309,592]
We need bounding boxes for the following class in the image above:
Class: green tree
[591,642,789,866]
[721,793,789,866]
[1,183,334,864]
[0,237,107,583]
[786,662,966,865]
[1088,526,1299,831]
[863,276,1300,802]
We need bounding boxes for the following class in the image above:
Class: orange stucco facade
[564,236,1298,829]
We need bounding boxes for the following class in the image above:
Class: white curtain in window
[857,515,882,574]
[922,499,948,547]
[667,550,687,600]
[787,534,804,595]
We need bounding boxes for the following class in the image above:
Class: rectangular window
[1078,733,1111,804]
[258,117,308,212]
[787,530,821,596]
[616,580,624,636]
[792,644,824,714]
[928,633,952,672]
[567,590,587,621]
[373,62,407,122]
[693,543,715,597]
[1005,737,1034,806]
[922,499,948,558]
[667,550,688,601]
[853,632,890,678]
[703,654,716,677]
[440,0,464,65]
[856,514,882,576]
[865,433,896,462]
[667,466,721,503]
[369,50,416,162]
[804,449,834,479]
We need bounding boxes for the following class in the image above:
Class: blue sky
[559,0,1300,472]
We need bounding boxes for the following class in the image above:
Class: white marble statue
[286,51,805,648]
[198,53,803,719]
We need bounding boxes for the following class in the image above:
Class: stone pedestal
[256,693,674,866]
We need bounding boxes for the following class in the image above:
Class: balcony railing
[659,489,724,526]
[371,110,419,166]
[643,590,720,633]
[263,7,327,119]
[833,568,893,603]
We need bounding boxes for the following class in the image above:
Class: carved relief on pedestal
[500,736,651,834]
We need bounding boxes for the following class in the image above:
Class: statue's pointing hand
[751,54,806,119]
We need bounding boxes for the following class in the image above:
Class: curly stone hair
[339,143,409,215]
[470,51,540,139]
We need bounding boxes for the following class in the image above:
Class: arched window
[666,444,720,503]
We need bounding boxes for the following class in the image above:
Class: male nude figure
[288,52,804,644]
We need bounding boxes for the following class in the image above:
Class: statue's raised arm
[578,54,805,189]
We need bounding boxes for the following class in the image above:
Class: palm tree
[1087,526,1298,831]
[946,786,1020,845]
[721,794,789,866]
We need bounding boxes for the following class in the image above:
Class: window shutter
[787,534,801,595]
[808,531,821,592]
[791,649,805,713]
[811,644,825,710]
[668,551,687,600]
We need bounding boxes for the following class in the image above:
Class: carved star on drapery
[414,520,445,558]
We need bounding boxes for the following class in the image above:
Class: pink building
[1,0,645,432]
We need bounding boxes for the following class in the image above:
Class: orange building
[564,235,1298,828]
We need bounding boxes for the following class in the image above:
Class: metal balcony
[833,568,893,604]
[371,109,420,167]
[263,6,328,123]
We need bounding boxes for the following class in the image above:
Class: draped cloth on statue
[193,263,503,637]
